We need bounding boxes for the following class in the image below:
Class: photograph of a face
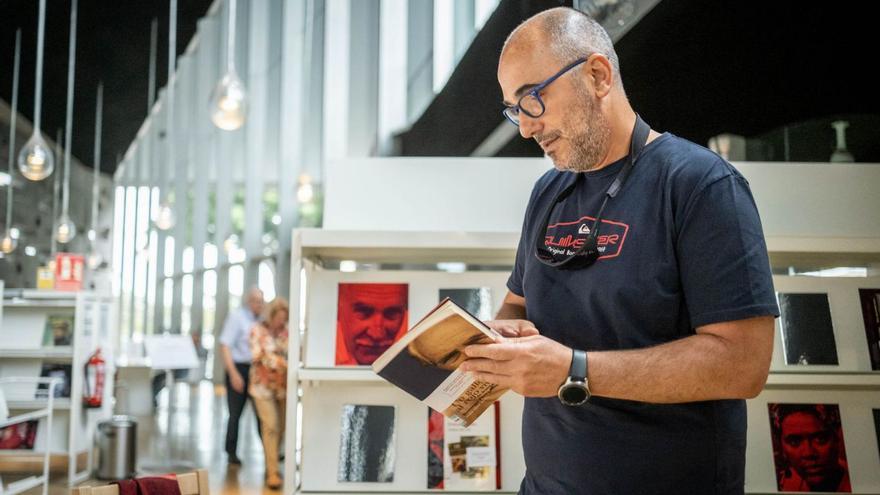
[337,404,396,483]
[777,293,839,365]
[336,283,409,366]
[768,403,850,493]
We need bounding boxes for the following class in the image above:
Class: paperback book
[35,364,72,398]
[428,402,501,490]
[42,314,74,347]
[336,283,409,366]
[372,298,506,427]
[337,404,396,483]
[777,293,839,365]
[859,289,880,370]
[0,420,38,449]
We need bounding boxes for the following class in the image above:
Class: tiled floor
[40,381,276,495]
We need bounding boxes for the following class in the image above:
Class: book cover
[874,409,880,462]
[372,298,506,427]
[42,314,74,347]
[337,404,396,483]
[427,402,501,490]
[777,293,839,365]
[768,403,851,493]
[35,364,72,398]
[0,420,38,449]
[438,288,493,321]
[336,283,409,366]
[859,289,880,370]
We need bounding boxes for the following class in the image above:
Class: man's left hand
[460,334,572,397]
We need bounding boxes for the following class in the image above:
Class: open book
[372,298,506,427]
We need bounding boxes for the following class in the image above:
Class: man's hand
[229,371,245,394]
[484,319,540,338]
[460,334,571,397]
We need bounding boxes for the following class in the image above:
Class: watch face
[560,383,589,405]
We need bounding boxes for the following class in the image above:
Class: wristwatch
[557,349,590,406]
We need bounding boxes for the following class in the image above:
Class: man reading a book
[458,7,779,494]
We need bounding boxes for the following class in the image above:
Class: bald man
[459,8,779,494]
[219,287,264,465]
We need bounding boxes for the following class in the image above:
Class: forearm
[588,332,768,403]
[495,302,527,320]
[220,345,238,375]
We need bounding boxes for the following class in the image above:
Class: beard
[546,80,612,172]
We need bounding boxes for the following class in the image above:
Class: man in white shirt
[219,287,264,465]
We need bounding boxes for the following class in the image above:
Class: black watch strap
[569,349,587,381]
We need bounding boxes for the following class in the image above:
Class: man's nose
[519,113,541,140]
[366,315,387,339]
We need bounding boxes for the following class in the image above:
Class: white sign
[144,334,200,370]
[465,446,496,468]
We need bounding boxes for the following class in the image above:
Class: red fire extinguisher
[83,348,105,408]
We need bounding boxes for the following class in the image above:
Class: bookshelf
[0,287,116,487]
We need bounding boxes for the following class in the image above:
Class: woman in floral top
[248,297,289,490]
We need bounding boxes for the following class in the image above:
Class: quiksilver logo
[578,224,590,235]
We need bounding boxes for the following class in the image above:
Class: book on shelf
[859,289,880,370]
[438,288,493,321]
[777,293,839,365]
[0,420,38,449]
[768,403,851,493]
[42,314,74,347]
[35,364,72,398]
[372,298,506,427]
[335,283,409,366]
[337,404,396,483]
[428,402,501,490]
[874,409,880,462]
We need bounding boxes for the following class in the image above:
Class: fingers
[467,371,512,388]
[519,327,540,337]
[459,358,510,376]
[463,341,523,360]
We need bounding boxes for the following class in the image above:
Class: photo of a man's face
[336,283,408,365]
[769,403,851,493]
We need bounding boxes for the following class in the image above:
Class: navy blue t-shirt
[508,133,779,494]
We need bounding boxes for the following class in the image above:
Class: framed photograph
[777,293,839,365]
[335,283,408,366]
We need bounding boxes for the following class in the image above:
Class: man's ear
[587,54,614,98]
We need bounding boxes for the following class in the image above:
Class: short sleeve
[219,310,239,347]
[507,215,529,297]
[676,174,780,328]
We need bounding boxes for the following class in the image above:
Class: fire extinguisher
[83,348,105,408]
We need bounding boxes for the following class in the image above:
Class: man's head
[338,283,408,365]
[246,287,265,318]
[773,404,844,489]
[407,316,492,371]
[498,7,624,172]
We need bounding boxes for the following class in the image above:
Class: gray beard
[556,85,612,173]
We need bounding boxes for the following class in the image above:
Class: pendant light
[87,83,104,269]
[1,30,22,254]
[210,0,247,130]
[18,0,55,181]
[155,0,177,231]
[55,0,78,245]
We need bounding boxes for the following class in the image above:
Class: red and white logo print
[543,215,629,261]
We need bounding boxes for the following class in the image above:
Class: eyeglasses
[502,56,590,126]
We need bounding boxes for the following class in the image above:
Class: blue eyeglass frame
[502,56,590,126]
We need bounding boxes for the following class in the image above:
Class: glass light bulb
[210,72,248,131]
[155,203,176,230]
[0,233,17,254]
[55,213,77,244]
[87,251,103,269]
[18,132,55,181]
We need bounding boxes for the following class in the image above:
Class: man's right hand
[485,319,540,338]
[230,371,245,393]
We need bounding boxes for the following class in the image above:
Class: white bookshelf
[285,228,880,494]
[0,288,116,487]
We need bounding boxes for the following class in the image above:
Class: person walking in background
[219,287,265,465]
[249,298,290,490]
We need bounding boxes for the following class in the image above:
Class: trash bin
[96,415,137,480]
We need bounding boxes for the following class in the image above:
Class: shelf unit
[285,228,880,494]
[0,287,116,487]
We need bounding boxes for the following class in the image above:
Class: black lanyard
[533,114,651,270]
